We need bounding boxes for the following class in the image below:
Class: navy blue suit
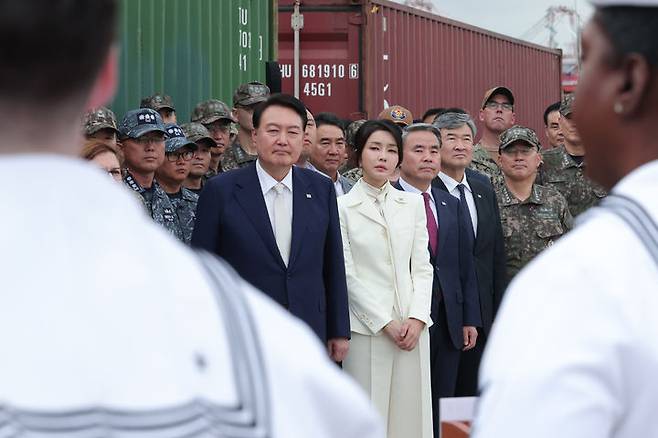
[191,164,350,342]
[394,181,480,435]
[433,169,507,397]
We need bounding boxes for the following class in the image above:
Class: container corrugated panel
[278,0,561,142]
[366,0,562,138]
[112,0,276,122]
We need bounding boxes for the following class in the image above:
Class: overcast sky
[397,0,594,54]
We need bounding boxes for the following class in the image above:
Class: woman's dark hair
[252,93,308,130]
[354,119,403,165]
[596,7,658,67]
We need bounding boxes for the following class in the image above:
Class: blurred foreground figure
[473,2,658,437]
[0,1,383,437]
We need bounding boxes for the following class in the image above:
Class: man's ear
[86,45,118,110]
[615,53,651,118]
[478,110,485,122]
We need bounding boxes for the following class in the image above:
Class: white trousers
[344,330,433,438]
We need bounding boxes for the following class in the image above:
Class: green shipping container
[112,0,276,122]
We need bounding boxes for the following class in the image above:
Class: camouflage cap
[118,108,166,139]
[83,106,118,135]
[499,125,541,151]
[481,86,515,109]
[164,123,197,153]
[233,81,270,107]
[180,122,217,147]
[191,99,236,125]
[345,119,367,148]
[559,94,575,117]
[378,105,413,127]
[140,93,175,111]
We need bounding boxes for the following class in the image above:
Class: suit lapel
[234,166,286,268]
[432,187,449,255]
[289,168,311,268]
[467,176,485,241]
[352,181,386,228]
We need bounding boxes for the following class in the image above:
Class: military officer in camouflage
[341,119,367,183]
[82,106,119,147]
[155,124,199,244]
[472,86,516,182]
[538,94,607,217]
[495,125,573,282]
[221,81,270,172]
[191,98,235,178]
[118,108,184,241]
[140,93,177,124]
[181,122,217,195]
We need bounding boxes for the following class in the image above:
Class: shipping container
[112,0,277,122]
[278,0,562,143]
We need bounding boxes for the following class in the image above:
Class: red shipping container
[278,0,562,145]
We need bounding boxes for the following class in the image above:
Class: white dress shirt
[473,160,658,438]
[438,171,478,237]
[0,155,384,438]
[306,161,345,196]
[256,159,294,228]
[398,177,438,227]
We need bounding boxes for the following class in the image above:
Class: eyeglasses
[166,150,194,162]
[485,101,514,112]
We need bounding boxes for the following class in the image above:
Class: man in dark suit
[395,122,481,436]
[432,111,508,396]
[191,94,351,362]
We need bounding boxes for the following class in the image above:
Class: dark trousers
[430,301,461,438]
[455,328,487,396]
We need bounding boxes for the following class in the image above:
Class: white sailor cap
[591,0,658,6]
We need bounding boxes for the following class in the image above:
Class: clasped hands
[383,318,425,351]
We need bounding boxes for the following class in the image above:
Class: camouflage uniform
[470,143,503,183]
[82,106,118,136]
[167,188,199,245]
[494,124,573,281]
[220,141,257,172]
[538,146,607,217]
[124,171,184,242]
[496,182,573,281]
[537,95,607,217]
[140,93,175,112]
[218,82,270,172]
[342,167,363,184]
[118,108,185,242]
[469,85,516,183]
[339,119,367,175]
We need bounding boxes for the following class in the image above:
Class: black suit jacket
[191,163,350,342]
[433,169,507,335]
[394,182,481,349]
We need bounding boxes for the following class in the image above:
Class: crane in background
[520,5,582,93]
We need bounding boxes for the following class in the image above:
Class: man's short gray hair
[402,123,442,145]
[433,112,477,138]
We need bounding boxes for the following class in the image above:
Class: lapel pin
[477,194,482,198]
[306,193,312,199]
[441,201,447,206]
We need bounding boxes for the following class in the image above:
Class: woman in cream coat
[338,120,434,438]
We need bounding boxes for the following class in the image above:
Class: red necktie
[422,192,438,256]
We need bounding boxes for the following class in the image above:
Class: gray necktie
[272,183,291,266]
